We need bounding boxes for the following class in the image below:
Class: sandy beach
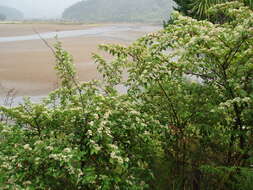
[0,23,160,98]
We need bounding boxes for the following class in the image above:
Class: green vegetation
[0,1,253,189]
[62,0,175,23]
[0,6,23,20]
[173,0,253,19]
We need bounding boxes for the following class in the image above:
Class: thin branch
[157,79,181,127]
[32,27,56,56]
[22,104,42,137]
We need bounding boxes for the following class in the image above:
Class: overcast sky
[0,0,82,19]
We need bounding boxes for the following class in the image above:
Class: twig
[32,27,56,56]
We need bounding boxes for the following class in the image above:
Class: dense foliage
[0,1,252,189]
[0,6,23,20]
[62,0,175,23]
[172,0,253,19]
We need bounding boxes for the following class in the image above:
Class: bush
[0,1,252,189]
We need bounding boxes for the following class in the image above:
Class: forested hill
[0,6,23,20]
[62,0,175,23]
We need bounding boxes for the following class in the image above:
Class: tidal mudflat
[0,23,160,104]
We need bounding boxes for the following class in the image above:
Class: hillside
[0,6,23,20]
[62,0,175,23]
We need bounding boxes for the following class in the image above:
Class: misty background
[0,0,81,19]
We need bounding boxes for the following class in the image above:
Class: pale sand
[0,23,159,97]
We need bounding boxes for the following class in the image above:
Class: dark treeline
[62,0,175,23]
[0,5,23,21]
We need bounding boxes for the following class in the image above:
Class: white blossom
[23,144,32,151]
[23,181,32,185]
[63,148,71,153]
[34,140,43,145]
[87,130,93,136]
[46,146,54,151]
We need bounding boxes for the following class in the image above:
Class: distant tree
[164,0,253,27]
[0,13,6,21]
[62,0,175,23]
[172,0,252,20]
[0,6,23,20]
[172,0,194,16]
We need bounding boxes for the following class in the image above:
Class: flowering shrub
[0,43,163,190]
[93,1,253,189]
[0,1,252,189]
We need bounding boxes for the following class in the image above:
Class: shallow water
[0,25,157,43]
[0,95,45,107]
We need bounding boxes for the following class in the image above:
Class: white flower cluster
[1,162,12,170]
[108,144,126,164]
[94,114,99,120]
[219,97,252,110]
[23,144,32,151]
[63,148,72,153]
[87,130,93,137]
[110,151,124,164]
[103,111,111,119]
[49,151,73,162]
[23,181,32,185]
[1,125,12,133]
[34,140,43,145]
[96,122,112,138]
[46,146,54,151]
[89,140,102,152]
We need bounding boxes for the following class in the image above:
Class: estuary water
[0,25,157,43]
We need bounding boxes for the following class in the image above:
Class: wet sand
[0,23,160,98]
